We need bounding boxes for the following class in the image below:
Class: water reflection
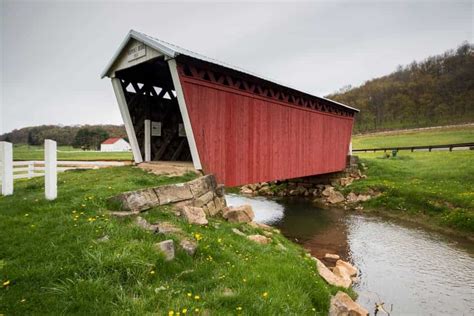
[225,194,474,315]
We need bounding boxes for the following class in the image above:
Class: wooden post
[0,141,13,196]
[44,139,57,200]
[144,119,151,161]
[111,77,143,163]
[27,161,34,179]
[348,141,352,155]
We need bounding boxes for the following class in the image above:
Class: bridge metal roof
[101,29,359,112]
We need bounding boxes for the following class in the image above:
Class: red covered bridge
[101,30,359,186]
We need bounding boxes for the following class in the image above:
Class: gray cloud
[1,0,472,134]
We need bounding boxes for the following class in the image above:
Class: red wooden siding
[179,73,354,186]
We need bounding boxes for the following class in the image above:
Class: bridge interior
[115,58,192,162]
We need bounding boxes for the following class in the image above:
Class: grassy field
[0,167,341,315]
[352,125,474,149]
[13,145,133,161]
[345,151,474,236]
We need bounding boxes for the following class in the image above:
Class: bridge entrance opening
[114,57,192,163]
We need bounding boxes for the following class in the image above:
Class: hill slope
[328,42,474,133]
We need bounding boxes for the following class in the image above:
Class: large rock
[324,253,340,262]
[182,206,208,225]
[346,192,359,203]
[329,291,368,316]
[109,188,160,212]
[193,191,215,207]
[188,175,216,197]
[340,177,354,187]
[154,183,193,204]
[314,258,351,288]
[322,186,334,197]
[223,205,255,223]
[135,216,159,232]
[336,260,358,277]
[180,239,197,256]
[155,240,175,261]
[327,190,345,204]
[247,234,271,244]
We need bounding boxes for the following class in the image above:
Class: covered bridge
[101,30,359,186]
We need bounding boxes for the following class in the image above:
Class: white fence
[1,140,129,199]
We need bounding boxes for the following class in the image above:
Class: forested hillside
[0,125,127,148]
[327,42,474,133]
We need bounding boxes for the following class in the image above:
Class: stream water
[226,194,474,315]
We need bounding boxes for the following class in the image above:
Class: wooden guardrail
[353,142,474,153]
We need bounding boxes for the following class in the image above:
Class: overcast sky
[0,0,472,134]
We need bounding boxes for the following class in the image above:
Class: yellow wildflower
[187,292,192,297]
[194,308,199,312]
[150,270,155,275]
[168,311,174,316]
[194,233,202,241]
[262,292,268,298]
[236,306,242,311]
[182,308,187,314]
[2,280,10,287]
[217,238,222,243]
[24,214,29,217]
[20,298,26,303]
[194,295,200,300]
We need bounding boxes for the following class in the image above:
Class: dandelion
[242,278,247,282]
[262,292,268,298]
[168,311,174,316]
[217,238,222,243]
[194,295,200,300]
[150,270,155,275]
[187,292,192,297]
[194,308,199,312]
[24,213,29,217]
[182,308,187,314]
[20,298,26,303]
[194,233,202,241]
[312,308,316,311]
[2,280,10,287]
[236,307,242,311]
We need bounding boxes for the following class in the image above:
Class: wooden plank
[111,78,143,163]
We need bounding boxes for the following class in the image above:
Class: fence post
[0,141,13,196]
[44,139,57,200]
[27,161,34,179]
[348,141,352,156]
[144,119,151,161]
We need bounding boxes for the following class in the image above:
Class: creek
[226,194,474,315]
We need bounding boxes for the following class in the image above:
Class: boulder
[313,258,351,288]
[327,190,345,204]
[340,177,354,187]
[332,265,352,285]
[324,253,340,262]
[322,186,334,197]
[247,234,271,244]
[109,188,160,212]
[135,216,159,232]
[154,183,193,205]
[336,260,358,277]
[205,199,219,216]
[329,291,369,316]
[346,192,358,203]
[223,205,255,223]
[188,175,215,197]
[155,240,175,261]
[193,191,214,207]
[180,239,197,256]
[182,206,208,225]
[240,187,254,194]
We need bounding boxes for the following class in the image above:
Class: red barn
[101,30,359,186]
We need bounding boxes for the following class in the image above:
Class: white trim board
[111,78,143,163]
[168,59,202,170]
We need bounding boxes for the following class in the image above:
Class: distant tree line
[327,42,474,133]
[0,125,127,150]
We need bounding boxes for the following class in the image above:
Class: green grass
[352,125,474,149]
[0,167,339,315]
[345,151,474,235]
[13,145,133,161]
